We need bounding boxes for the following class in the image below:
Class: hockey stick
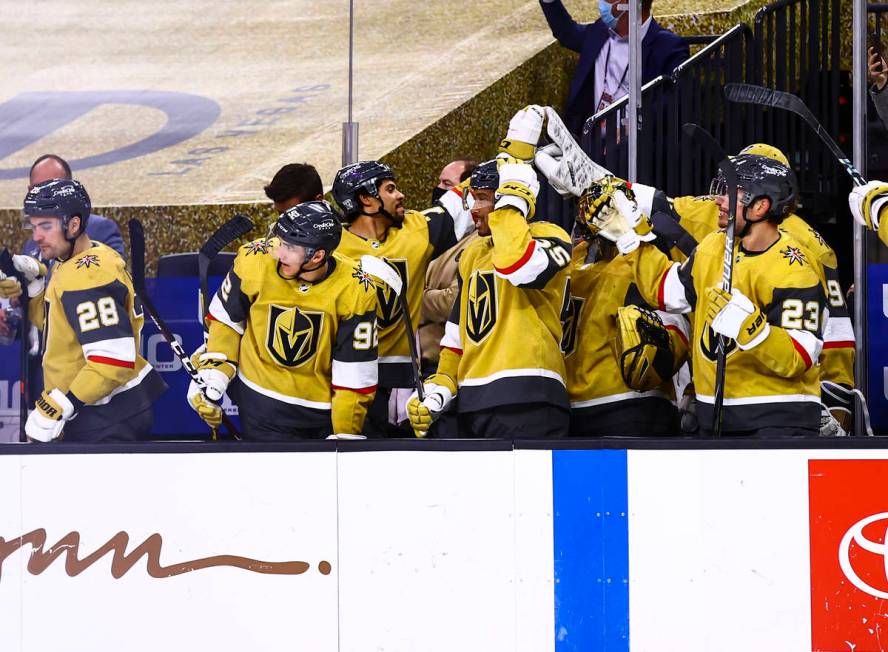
[198,215,253,341]
[0,249,28,443]
[128,220,241,440]
[359,255,425,402]
[724,83,867,187]
[682,123,739,438]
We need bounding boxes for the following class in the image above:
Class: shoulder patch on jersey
[242,239,271,256]
[807,226,825,247]
[75,254,101,270]
[351,262,375,291]
[781,246,807,266]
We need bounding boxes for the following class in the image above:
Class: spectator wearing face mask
[539,0,689,135]
[431,159,478,205]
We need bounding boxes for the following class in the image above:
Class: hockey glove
[615,305,675,391]
[821,380,854,434]
[406,373,457,438]
[705,287,770,350]
[187,381,223,429]
[194,350,236,401]
[580,183,654,254]
[849,180,888,230]
[26,388,76,443]
[0,255,46,300]
[819,404,848,437]
[494,157,540,220]
[498,105,545,161]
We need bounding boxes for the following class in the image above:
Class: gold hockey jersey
[624,231,827,432]
[40,241,165,418]
[564,240,689,412]
[338,207,455,388]
[208,244,379,434]
[650,195,854,389]
[440,206,572,412]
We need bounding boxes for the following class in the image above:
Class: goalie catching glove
[577,177,654,253]
[406,373,457,438]
[705,287,770,350]
[0,255,46,300]
[498,105,545,162]
[26,388,77,443]
[615,306,676,392]
[186,348,237,429]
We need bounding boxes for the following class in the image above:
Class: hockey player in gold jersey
[564,178,689,436]
[593,155,827,436]
[0,179,166,442]
[632,143,855,432]
[333,161,456,436]
[406,157,573,438]
[189,201,379,440]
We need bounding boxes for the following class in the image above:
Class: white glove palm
[533,107,614,197]
[849,180,888,230]
[0,255,46,299]
[499,105,545,161]
[591,189,655,254]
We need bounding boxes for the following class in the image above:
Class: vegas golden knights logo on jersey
[466,270,498,344]
[561,296,585,357]
[266,304,324,367]
[700,321,737,362]
[376,259,408,329]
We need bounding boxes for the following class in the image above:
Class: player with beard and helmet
[333,160,456,437]
[563,176,689,436]
[630,143,855,434]
[590,155,828,437]
[406,157,573,439]
[0,179,166,442]
[190,200,379,440]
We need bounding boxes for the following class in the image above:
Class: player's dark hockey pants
[458,403,569,439]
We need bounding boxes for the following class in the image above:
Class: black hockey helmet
[332,160,396,219]
[710,154,797,223]
[23,179,92,237]
[271,200,342,260]
[469,159,499,191]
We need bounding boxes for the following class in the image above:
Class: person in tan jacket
[419,229,479,374]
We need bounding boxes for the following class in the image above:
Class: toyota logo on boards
[839,512,888,600]
[809,459,888,652]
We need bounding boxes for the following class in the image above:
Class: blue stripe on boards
[552,449,629,652]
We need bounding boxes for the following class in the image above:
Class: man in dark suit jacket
[540,0,689,135]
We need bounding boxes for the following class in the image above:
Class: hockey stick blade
[360,255,424,404]
[199,214,254,259]
[724,83,866,187]
[198,215,254,329]
[127,219,241,440]
[360,255,403,296]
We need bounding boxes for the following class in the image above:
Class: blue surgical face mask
[598,0,624,31]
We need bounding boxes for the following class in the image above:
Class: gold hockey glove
[406,373,457,438]
[0,255,46,299]
[615,305,675,391]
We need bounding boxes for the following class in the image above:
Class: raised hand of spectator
[869,47,887,92]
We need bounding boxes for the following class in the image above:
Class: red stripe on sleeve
[332,384,377,395]
[440,345,463,355]
[657,270,669,311]
[665,324,689,348]
[791,337,813,369]
[494,240,536,275]
[822,340,855,350]
[87,355,135,369]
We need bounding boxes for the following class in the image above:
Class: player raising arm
[407,157,573,438]
[189,201,379,440]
